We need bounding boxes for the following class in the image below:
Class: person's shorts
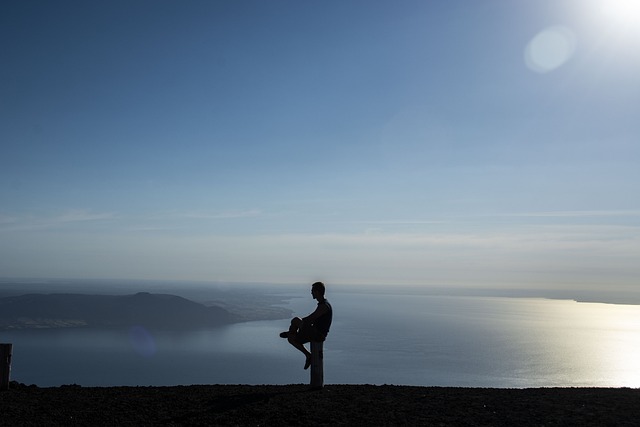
[295,321,326,344]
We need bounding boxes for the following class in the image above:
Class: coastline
[2,383,639,426]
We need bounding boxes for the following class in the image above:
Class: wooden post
[0,343,12,391]
[310,341,323,389]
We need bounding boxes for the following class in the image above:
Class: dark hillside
[0,292,238,330]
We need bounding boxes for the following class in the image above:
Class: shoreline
[2,383,639,426]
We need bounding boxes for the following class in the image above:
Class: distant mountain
[0,292,239,330]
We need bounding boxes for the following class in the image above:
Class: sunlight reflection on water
[328,293,640,388]
[523,299,640,387]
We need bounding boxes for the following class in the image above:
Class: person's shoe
[279,331,289,338]
[304,355,312,370]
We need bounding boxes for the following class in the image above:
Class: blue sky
[1,0,639,289]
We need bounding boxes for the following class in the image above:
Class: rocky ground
[1,382,639,426]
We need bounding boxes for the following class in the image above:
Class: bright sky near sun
[1,0,639,289]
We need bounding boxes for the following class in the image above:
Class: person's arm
[302,303,329,324]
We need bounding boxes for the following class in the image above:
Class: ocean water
[3,291,640,388]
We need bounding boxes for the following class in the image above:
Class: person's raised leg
[280,316,302,338]
[288,336,312,369]
[285,317,312,369]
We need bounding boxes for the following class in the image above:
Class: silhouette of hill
[0,292,239,330]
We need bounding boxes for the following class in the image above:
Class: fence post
[0,343,12,391]
[310,341,323,389]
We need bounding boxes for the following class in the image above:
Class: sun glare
[602,0,640,25]
[594,0,640,38]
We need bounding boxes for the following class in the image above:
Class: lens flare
[525,26,577,73]
[129,325,157,358]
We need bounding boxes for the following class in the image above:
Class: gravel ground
[1,382,639,426]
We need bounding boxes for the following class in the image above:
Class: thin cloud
[355,220,448,225]
[55,210,117,223]
[114,210,264,233]
[0,214,18,225]
[178,209,262,220]
[0,210,117,232]
[147,209,263,221]
[491,210,640,218]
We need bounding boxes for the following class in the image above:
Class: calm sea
[3,291,640,388]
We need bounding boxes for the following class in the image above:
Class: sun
[603,0,640,23]
[597,0,640,34]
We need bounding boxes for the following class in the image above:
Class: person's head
[311,281,326,299]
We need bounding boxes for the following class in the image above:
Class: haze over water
[4,287,639,388]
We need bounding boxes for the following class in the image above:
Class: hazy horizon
[1,276,639,308]
[1,1,639,293]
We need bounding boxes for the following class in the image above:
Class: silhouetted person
[280,282,333,369]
